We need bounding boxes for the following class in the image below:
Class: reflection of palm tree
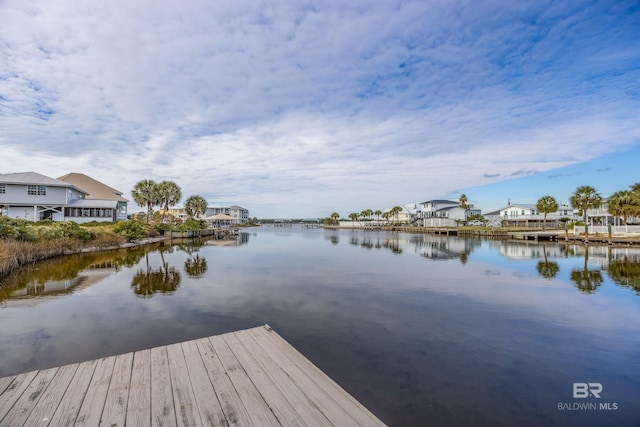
[537,245,559,279]
[459,253,468,265]
[608,256,640,295]
[570,250,602,294]
[131,249,181,297]
[537,261,559,279]
[184,255,208,278]
[131,268,181,296]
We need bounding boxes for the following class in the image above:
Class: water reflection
[536,245,560,279]
[184,255,208,278]
[0,247,149,305]
[131,244,182,297]
[348,235,404,254]
[608,256,640,295]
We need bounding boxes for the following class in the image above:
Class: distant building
[207,206,250,224]
[0,171,127,222]
[167,205,251,224]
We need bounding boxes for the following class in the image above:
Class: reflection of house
[0,172,127,222]
[415,234,479,259]
[497,203,577,227]
[418,200,481,227]
[496,241,567,260]
[2,269,111,308]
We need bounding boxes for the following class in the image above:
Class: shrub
[178,219,206,231]
[114,220,146,240]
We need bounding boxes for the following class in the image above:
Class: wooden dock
[0,326,385,426]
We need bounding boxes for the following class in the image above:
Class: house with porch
[418,199,481,227]
[0,172,127,223]
[496,203,577,227]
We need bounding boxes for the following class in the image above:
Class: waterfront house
[498,203,576,227]
[0,171,127,223]
[418,199,481,227]
[57,173,128,222]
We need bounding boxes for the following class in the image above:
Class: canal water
[1,226,639,426]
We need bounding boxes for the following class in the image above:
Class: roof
[0,172,85,192]
[203,213,235,220]
[499,203,537,210]
[419,199,458,205]
[57,173,127,202]
[66,199,119,208]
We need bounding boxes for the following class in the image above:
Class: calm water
[1,227,639,426]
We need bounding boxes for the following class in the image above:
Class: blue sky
[1,0,638,217]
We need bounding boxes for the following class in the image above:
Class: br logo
[573,383,603,398]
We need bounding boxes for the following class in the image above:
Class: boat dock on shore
[0,326,385,426]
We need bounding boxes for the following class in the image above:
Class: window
[27,185,46,195]
[0,184,5,194]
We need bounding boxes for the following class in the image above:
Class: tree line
[131,179,207,224]
[535,183,640,229]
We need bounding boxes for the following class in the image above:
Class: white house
[205,205,251,224]
[498,203,577,227]
[418,199,481,227]
[0,172,127,223]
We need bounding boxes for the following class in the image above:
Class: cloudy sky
[1,0,638,217]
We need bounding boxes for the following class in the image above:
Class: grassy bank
[0,218,149,281]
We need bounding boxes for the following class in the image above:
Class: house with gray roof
[0,172,127,223]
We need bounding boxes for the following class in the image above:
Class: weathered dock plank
[126,349,152,427]
[0,371,39,422]
[101,352,134,426]
[0,326,386,427]
[48,359,98,426]
[248,328,361,427]
[195,336,254,426]
[251,328,386,427]
[24,363,78,426]
[181,340,228,426]
[166,342,200,426]
[150,345,176,426]
[1,367,59,426]
[232,330,329,427]
[223,331,307,427]
[75,356,117,426]
[209,334,281,427]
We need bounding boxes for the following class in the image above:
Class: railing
[573,225,640,235]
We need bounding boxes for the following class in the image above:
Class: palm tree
[536,195,558,230]
[184,195,208,219]
[459,194,469,210]
[569,185,602,224]
[374,210,382,223]
[348,212,359,225]
[608,190,640,232]
[157,180,182,224]
[391,206,403,223]
[330,212,340,225]
[131,179,159,224]
[382,211,391,224]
